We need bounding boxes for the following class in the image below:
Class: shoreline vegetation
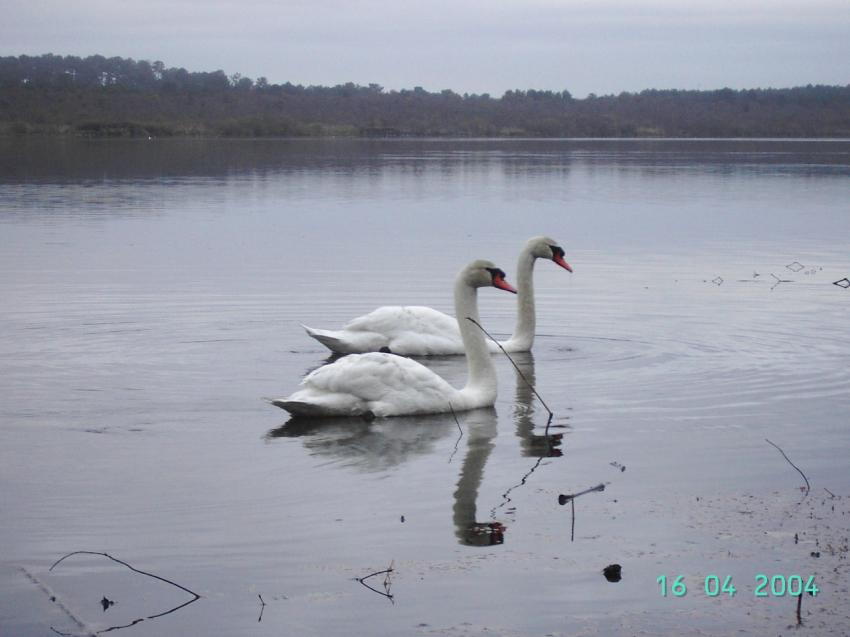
[2,54,849,139]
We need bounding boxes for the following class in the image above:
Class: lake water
[1,138,849,636]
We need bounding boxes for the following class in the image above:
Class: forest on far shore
[2,54,849,138]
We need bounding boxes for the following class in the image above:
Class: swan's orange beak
[493,275,517,294]
[554,254,573,272]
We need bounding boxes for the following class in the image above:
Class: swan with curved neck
[274,260,516,418]
[301,236,571,355]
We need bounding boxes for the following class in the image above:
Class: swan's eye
[551,245,565,259]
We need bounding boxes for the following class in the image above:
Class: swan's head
[526,236,573,272]
[463,260,517,294]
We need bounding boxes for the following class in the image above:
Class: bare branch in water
[557,484,606,542]
[571,499,575,542]
[49,551,200,633]
[558,483,606,504]
[465,317,554,429]
[357,561,395,603]
[765,439,811,493]
[258,594,266,623]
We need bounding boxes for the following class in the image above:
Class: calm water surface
[1,139,849,636]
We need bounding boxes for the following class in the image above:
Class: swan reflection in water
[267,351,564,545]
[509,351,564,459]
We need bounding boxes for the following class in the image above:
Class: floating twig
[558,483,606,542]
[465,317,554,432]
[357,561,394,603]
[765,439,810,494]
[824,487,836,498]
[49,551,200,632]
[796,592,803,626]
[770,273,793,290]
[833,278,850,288]
[570,498,575,541]
[558,483,606,504]
[257,594,266,623]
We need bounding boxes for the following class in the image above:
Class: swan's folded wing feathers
[345,306,459,338]
[299,352,455,408]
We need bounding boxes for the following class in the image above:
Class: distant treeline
[2,54,849,138]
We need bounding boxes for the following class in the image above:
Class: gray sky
[3,0,849,97]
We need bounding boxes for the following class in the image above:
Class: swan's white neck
[455,276,498,403]
[505,246,537,351]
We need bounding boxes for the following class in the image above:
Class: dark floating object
[833,278,850,288]
[101,596,115,611]
[603,564,622,582]
[610,461,626,472]
[712,276,723,286]
[811,551,821,558]
[400,515,405,523]
[786,261,805,272]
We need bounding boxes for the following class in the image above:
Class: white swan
[273,260,516,418]
[302,236,571,355]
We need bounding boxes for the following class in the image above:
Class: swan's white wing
[346,307,507,354]
[305,306,467,355]
[344,306,456,334]
[277,352,460,417]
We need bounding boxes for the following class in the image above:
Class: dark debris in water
[786,261,805,273]
[101,596,115,612]
[833,278,850,288]
[602,564,622,582]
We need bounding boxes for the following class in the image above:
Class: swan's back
[277,352,460,417]
[311,306,465,355]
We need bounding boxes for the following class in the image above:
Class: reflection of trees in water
[267,350,565,546]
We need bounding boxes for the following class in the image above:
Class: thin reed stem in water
[765,438,811,493]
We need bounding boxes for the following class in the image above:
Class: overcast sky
[2,0,848,97]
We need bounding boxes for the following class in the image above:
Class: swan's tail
[300,323,349,353]
[269,398,322,416]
